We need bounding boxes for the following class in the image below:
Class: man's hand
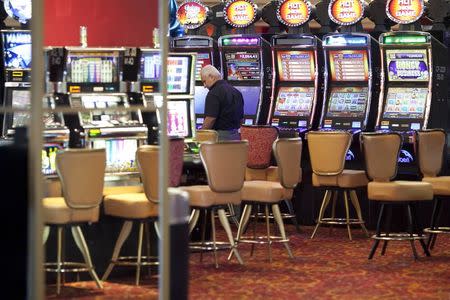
[201,116,216,130]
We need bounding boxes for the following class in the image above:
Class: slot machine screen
[11,89,30,127]
[78,95,132,125]
[274,87,314,117]
[235,86,260,115]
[329,50,369,81]
[167,100,191,138]
[224,52,260,81]
[326,87,369,118]
[385,49,429,82]
[92,139,138,173]
[382,87,428,119]
[276,51,315,81]
[140,51,161,81]
[194,86,209,115]
[67,51,120,83]
[167,55,192,94]
[2,31,31,69]
[195,52,211,81]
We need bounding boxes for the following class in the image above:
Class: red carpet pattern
[46,225,450,299]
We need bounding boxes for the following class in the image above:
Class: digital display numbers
[329,50,369,82]
[225,52,260,81]
[277,51,315,81]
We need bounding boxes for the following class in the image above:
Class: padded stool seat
[104,193,159,219]
[242,181,285,203]
[181,186,241,207]
[103,185,143,197]
[43,197,99,224]
[368,181,433,201]
[313,170,368,188]
[422,176,450,196]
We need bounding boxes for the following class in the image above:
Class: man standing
[200,65,244,141]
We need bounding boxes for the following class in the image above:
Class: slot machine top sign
[276,0,312,27]
[386,0,424,24]
[4,0,31,24]
[224,0,258,28]
[328,0,365,26]
[177,0,209,30]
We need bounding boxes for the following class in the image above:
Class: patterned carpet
[46,225,450,299]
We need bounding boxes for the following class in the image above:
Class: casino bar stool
[241,125,301,233]
[233,138,302,262]
[102,138,184,285]
[42,149,106,295]
[361,132,433,260]
[308,131,369,240]
[181,140,248,268]
[415,129,450,250]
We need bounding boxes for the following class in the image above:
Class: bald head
[200,65,222,89]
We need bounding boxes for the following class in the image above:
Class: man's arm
[201,116,216,129]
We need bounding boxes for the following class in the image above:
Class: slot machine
[376,32,448,175]
[218,35,272,125]
[61,47,148,176]
[171,36,219,129]
[0,32,70,176]
[269,34,323,138]
[139,49,197,147]
[320,33,381,167]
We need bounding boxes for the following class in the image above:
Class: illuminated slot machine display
[63,48,148,175]
[218,35,272,125]
[1,32,70,175]
[320,33,381,165]
[139,50,197,144]
[171,36,219,129]
[376,32,448,172]
[269,35,323,137]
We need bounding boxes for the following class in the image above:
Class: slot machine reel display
[269,34,323,137]
[62,47,148,175]
[218,35,272,125]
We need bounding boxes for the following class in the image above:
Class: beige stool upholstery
[307,131,369,240]
[416,129,450,250]
[181,140,248,268]
[42,149,106,295]
[233,138,302,262]
[361,132,433,260]
[102,138,185,285]
[195,129,219,143]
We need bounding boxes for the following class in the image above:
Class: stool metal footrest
[190,241,233,252]
[110,255,159,267]
[44,261,91,273]
[423,227,450,234]
[237,236,289,244]
[320,217,365,225]
[371,233,427,241]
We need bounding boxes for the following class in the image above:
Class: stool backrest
[195,129,218,143]
[240,125,278,169]
[200,140,248,193]
[56,148,106,209]
[274,138,302,189]
[416,129,446,178]
[307,131,351,175]
[137,138,185,203]
[360,132,402,182]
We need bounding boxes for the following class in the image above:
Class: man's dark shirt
[204,80,244,130]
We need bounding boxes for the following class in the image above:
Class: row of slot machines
[0,29,199,177]
[171,32,448,172]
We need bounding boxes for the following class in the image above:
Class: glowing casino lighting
[383,35,427,44]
